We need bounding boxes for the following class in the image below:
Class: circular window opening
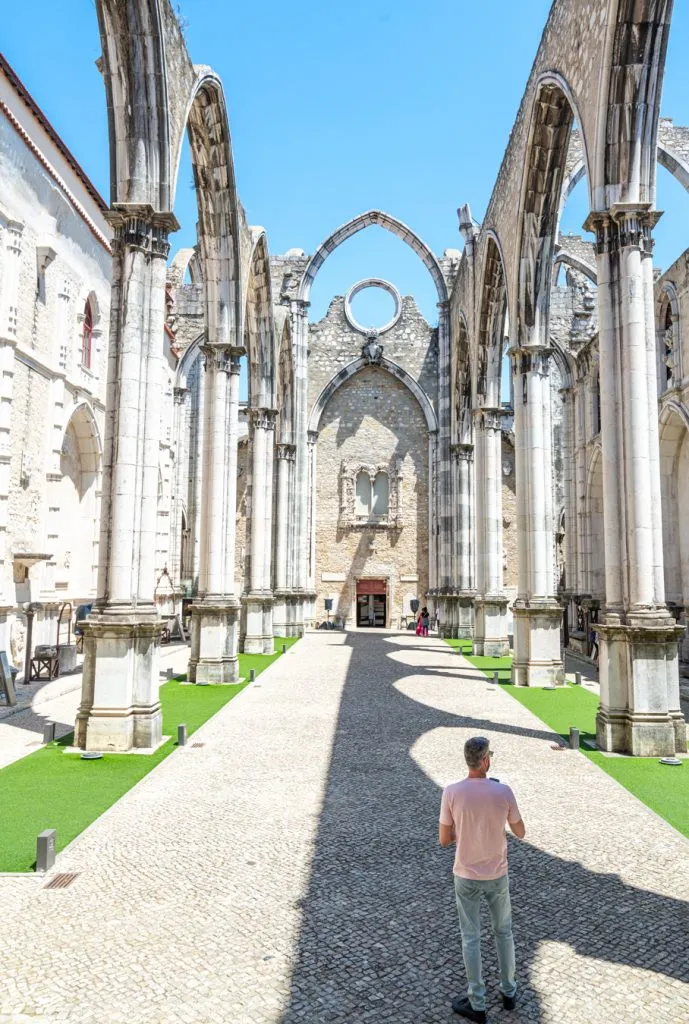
[345,278,402,335]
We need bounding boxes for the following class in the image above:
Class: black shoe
[502,993,517,1011]
[451,997,487,1023]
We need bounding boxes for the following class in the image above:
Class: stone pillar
[244,408,276,653]
[76,206,177,751]
[261,419,276,655]
[453,442,476,640]
[273,443,296,637]
[587,206,686,755]
[304,428,319,628]
[510,347,564,686]
[289,299,310,632]
[427,430,439,597]
[189,347,242,684]
[473,408,509,656]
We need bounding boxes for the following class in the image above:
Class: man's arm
[507,786,526,839]
[439,822,456,847]
[508,817,525,839]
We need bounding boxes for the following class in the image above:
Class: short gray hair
[464,736,490,769]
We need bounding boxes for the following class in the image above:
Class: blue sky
[3,1,689,326]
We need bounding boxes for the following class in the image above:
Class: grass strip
[0,639,299,872]
[448,643,689,841]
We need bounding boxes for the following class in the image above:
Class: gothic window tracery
[341,461,402,528]
[81,299,93,369]
[659,294,680,393]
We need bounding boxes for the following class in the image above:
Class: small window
[661,300,676,391]
[355,472,372,517]
[372,472,389,515]
[81,300,93,369]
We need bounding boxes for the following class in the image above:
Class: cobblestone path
[1,632,688,1024]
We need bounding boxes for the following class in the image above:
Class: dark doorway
[356,593,386,628]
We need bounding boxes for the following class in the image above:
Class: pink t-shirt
[439,778,521,880]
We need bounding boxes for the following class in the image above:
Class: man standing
[439,736,525,1022]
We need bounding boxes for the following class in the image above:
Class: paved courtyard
[1,631,688,1024]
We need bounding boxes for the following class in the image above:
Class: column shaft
[473,408,508,656]
[511,348,563,686]
[77,206,177,751]
[588,206,685,755]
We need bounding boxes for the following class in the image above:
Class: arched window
[660,295,679,393]
[355,472,372,517]
[372,472,389,515]
[81,299,93,369]
[592,372,601,436]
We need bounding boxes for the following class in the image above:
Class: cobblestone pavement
[0,644,189,769]
[1,632,688,1024]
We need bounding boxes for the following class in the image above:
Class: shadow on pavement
[278,631,689,1023]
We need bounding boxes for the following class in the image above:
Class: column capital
[276,443,297,462]
[509,346,551,375]
[583,204,662,256]
[200,344,243,374]
[106,204,180,259]
[473,406,506,432]
[247,406,277,431]
[173,386,188,405]
[450,442,474,462]
[307,429,319,446]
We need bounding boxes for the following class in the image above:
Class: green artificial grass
[448,643,689,841]
[0,639,299,872]
[444,638,474,655]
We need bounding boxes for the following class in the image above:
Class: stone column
[76,206,177,751]
[453,442,476,639]
[473,407,509,656]
[586,206,685,755]
[244,408,276,653]
[273,443,296,637]
[290,299,310,632]
[188,346,242,684]
[510,347,564,686]
[169,386,189,589]
[261,419,276,655]
[304,429,319,627]
[436,300,453,627]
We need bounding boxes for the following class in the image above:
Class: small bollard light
[493,671,500,686]
[36,829,56,873]
[249,668,256,682]
[569,727,580,750]
[574,672,582,686]
[43,720,56,744]
[282,643,287,655]
[177,723,187,747]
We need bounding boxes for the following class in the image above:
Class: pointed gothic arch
[308,356,438,436]
[298,209,448,306]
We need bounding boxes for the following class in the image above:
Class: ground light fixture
[659,757,683,766]
[80,752,102,760]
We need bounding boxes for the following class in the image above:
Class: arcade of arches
[2,3,689,762]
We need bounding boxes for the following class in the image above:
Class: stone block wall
[314,365,429,628]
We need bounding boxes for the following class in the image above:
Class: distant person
[439,736,525,1023]
[420,606,430,637]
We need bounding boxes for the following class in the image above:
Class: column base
[243,593,273,653]
[189,599,240,685]
[456,593,475,640]
[273,592,288,637]
[511,602,564,687]
[473,596,509,657]
[75,608,163,752]
[596,616,687,755]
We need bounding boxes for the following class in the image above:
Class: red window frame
[81,300,93,369]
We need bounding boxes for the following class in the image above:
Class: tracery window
[81,299,93,369]
[659,295,680,393]
[341,462,402,528]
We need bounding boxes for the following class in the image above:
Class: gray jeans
[454,873,517,1011]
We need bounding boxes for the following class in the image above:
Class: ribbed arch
[298,210,447,306]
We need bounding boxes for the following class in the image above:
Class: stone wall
[314,365,429,628]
